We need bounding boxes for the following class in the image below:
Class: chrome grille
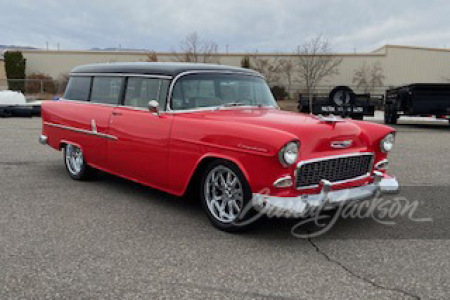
[296,154,373,189]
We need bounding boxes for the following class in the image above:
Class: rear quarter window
[64,76,92,101]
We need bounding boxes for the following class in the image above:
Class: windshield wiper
[217,102,247,109]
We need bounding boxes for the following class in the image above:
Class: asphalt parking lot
[0,117,449,299]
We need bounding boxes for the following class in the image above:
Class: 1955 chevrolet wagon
[40,62,399,231]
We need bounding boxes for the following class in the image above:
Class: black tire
[0,108,12,118]
[63,144,96,180]
[384,105,398,125]
[329,86,355,107]
[199,159,257,232]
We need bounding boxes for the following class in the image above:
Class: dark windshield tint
[171,74,277,110]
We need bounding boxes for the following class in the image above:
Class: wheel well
[184,157,243,198]
[59,142,67,150]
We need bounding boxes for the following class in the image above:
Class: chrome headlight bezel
[380,133,396,153]
[278,141,300,167]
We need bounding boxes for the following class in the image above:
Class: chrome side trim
[44,122,118,141]
[295,152,375,190]
[253,174,400,218]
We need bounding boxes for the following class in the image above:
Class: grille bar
[295,153,374,189]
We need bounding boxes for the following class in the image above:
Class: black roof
[71,62,261,77]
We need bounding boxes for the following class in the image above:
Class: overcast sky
[1,0,450,53]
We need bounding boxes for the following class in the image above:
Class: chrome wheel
[204,165,244,223]
[65,144,84,176]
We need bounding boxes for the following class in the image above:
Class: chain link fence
[0,79,67,101]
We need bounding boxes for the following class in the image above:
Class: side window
[90,77,123,105]
[172,79,219,110]
[124,78,163,109]
[64,76,91,101]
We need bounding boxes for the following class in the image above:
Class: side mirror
[148,100,159,115]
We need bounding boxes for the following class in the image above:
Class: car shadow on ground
[88,170,394,241]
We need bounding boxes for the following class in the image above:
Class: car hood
[192,108,373,155]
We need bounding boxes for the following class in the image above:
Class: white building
[2,45,450,94]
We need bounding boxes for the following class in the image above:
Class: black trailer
[298,86,382,120]
[385,84,450,124]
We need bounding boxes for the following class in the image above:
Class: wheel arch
[183,154,251,197]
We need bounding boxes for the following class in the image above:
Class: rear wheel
[63,144,96,180]
[200,160,256,232]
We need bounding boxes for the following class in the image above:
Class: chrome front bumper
[252,172,399,218]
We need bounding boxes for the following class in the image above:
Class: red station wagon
[40,63,399,231]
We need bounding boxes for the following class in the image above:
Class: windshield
[171,73,277,110]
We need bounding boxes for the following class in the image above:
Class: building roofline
[14,44,450,57]
[20,49,385,57]
[374,44,450,53]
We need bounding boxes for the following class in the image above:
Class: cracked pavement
[0,118,449,299]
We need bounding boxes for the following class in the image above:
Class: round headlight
[380,133,395,153]
[279,141,299,167]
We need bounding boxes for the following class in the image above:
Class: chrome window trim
[65,70,274,113]
[165,70,276,113]
[295,152,375,190]
[70,73,173,80]
[60,98,119,108]
[44,122,118,141]
[123,77,163,110]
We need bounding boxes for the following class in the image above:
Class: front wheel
[200,160,256,232]
[63,144,96,180]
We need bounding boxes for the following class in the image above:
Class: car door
[107,77,173,191]
[59,76,121,168]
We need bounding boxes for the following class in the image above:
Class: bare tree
[295,35,342,113]
[250,55,284,87]
[145,51,158,62]
[352,61,385,93]
[280,58,295,97]
[175,32,220,64]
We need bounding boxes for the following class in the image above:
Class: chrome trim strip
[375,159,389,170]
[60,98,119,108]
[273,175,293,188]
[44,122,118,141]
[70,73,173,80]
[165,70,271,113]
[295,152,375,190]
